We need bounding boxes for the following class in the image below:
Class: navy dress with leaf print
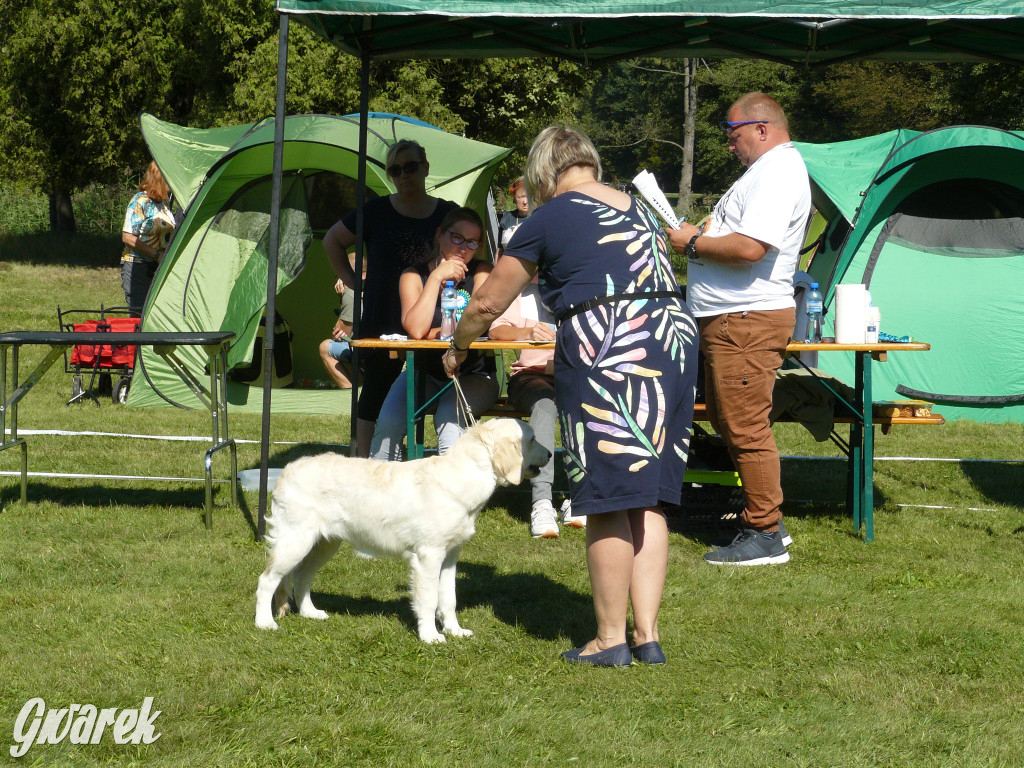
[505,192,699,516]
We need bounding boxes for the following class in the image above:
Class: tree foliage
[6,1,1024,233]
[0,0,275,231]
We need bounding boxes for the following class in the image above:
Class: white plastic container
[835,284,868,343]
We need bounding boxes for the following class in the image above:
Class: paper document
[632,170,681,229]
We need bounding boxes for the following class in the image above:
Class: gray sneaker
[778,520,793,548]
[704,528,790,566]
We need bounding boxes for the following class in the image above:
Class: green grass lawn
[1,249,1023,766]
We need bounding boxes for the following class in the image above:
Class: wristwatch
[685,234,700,259]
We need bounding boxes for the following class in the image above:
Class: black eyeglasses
[448,232,480,251]
[719,120,770,137]
[387,160,424,177]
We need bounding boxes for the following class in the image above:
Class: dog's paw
[445,627,474,639]
[254,617,279,631]
[419,630,447,644]
[299,607,329,621]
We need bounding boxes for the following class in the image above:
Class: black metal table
[0,331,237,527]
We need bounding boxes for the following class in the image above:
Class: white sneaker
[560,498,586,529]
[530,500,559,538]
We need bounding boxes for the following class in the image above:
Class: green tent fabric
[128,112,510,414]
[796,126,1024,424]
[278,0,1024,65]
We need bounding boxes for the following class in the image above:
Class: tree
[0,0,275,233]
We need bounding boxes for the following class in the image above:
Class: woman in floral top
[445,126,698,668]
[121,161,175,317]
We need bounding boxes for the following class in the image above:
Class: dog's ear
[488,422,524,487]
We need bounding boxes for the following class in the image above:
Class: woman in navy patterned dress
[445,126,698,667]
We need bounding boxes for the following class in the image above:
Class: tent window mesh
[212,173,312,280]
[304,171,378,232]
[887,179,1024,257]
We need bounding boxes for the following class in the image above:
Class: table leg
[202,343,237,528]
[0,345,28,503]
[859,351,875,542]
[1,344,67,504]
[405,351,419,459]
[159,343,237,527]
[851,351,876,541]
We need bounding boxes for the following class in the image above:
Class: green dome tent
[796,126,1024,423]
[127,112,511,414]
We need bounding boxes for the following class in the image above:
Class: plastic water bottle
[804,282,824,343]
[865,304,881,344]
[440,280,458,341]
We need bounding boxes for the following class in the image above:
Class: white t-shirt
[687,142,811,317]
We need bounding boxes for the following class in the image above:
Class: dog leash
[451,375,478,429]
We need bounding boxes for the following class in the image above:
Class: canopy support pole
[257,12,290,541]
[348,42,372,457]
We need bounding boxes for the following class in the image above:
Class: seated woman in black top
[370,207,498,460]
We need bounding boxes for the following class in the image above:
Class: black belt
[121,254,158,265]
[559,290,682,325]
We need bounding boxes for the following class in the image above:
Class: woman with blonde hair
[121,161,175,317]
[324,139,457,456]
[445,126,698,667]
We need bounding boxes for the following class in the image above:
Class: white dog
[254,418,550,643]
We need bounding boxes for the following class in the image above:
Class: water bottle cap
[810,282,818,289]
[445,280,454,287]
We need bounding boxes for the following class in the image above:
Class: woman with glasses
[370,207,498,460]
[324,139,457,456]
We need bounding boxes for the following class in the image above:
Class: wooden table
[0,331,237,527]
[350,338,551,459]
[351,337,932,541]
[786,341,932,541]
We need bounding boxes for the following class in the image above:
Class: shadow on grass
[305,562,591,642]
[0,233,121,266]
[236,443,353,539]
[960,461,1024,508]
[0,480,212,524]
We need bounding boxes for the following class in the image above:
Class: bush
[0,182,135,238]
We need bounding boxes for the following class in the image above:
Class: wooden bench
[692,402,945,433]
[481,398,945,525]
[484,398,946,432]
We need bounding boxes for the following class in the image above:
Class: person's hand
[666,222,701,254]
[331,318,350,341]
[529,322,555,342]
[433,258,468,284]
[334,278,346,295]
[443,348,466,378]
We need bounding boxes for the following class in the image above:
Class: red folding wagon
[57,305,141,405]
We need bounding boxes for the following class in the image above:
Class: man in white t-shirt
[668,92,811,566]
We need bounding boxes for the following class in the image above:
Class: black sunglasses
[387,160,424,178]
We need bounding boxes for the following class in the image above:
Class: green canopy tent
[278,0,1024,66]
[795,127,1024,424]
[250,0,1024,534]
[129,112,510,415]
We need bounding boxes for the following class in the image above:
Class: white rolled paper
[835,283,867,343]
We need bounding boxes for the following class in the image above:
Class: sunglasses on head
[387,160,424,177]
[718,120,770,137]
[448,231,480,251]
